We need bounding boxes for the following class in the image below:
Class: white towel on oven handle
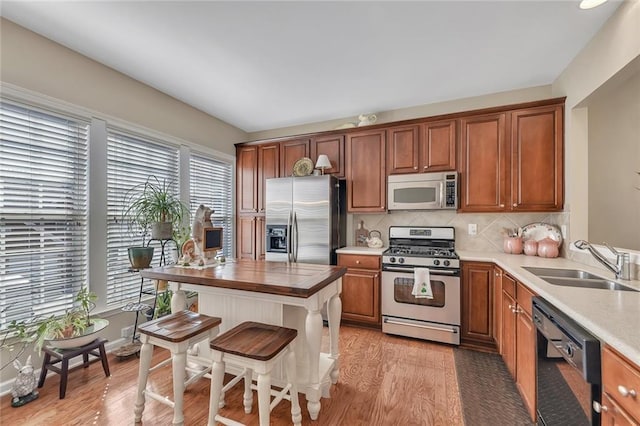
[412,267,434,299]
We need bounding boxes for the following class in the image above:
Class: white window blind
[0,100,89,329]
[189,153,233,257]
[106,130,179,305]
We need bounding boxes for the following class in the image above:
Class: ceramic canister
[503,237,523,254]
[524,240,538,256]
[537,238,560,258]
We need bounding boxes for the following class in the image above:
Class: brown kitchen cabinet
[257,143,280,214]
[237,145,259,214]
[346,129,386,213]
[280,138,310,177]
[601,345,640,424]
[510,104,563,211]
[499,272,537,422]
[338,254,381,327]
[459,102,564,212]
[461,261,496,351]
[310,134,344,178]
[387,120,456,175]
[493,265,504,354]
[236,216,265,260]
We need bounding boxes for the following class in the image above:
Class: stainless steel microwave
[387,172,458,210]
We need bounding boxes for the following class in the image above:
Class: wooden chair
[134,310,221,426]
[207,321,301,426]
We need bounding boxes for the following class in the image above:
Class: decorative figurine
[11,355,39,407]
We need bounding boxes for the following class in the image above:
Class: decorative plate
[521,222,563,246]
[292,157,314,177]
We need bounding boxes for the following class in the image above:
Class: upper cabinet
[387,120,456,175]
[310,134,345,178]
[237,145,258,214]
[459,103,563,212]
[459,113,509,212]
[346,129,386,213]
[280,138,310,177]
[257,143,280,214]
[510,105,563,211]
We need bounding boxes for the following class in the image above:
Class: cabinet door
[341,269,380,325]
[493,266,504,353]
[421,119,456,172]
[511,104,563,211]
[387,125,419,174]
[255,216,266,261]
[346,130,386,212]
[237,216,257,259]
[257,143,279,214]
[236,145,258,214]
[310,134,344,178]
[461,262,495,350]
[601,392,638,426]
[459,113,508,212]
[516,308,537,422]
[501,287,517,378]
[280,138,310,177]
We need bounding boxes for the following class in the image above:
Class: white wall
[552,0,640,245]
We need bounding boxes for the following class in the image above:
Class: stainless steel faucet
[574,240,631,280]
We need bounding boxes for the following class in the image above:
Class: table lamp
[315,155,331,175]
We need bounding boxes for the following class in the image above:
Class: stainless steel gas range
[381,226,461,345]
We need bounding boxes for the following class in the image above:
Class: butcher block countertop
[140,259,346,298]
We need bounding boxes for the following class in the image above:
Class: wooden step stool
[134,310,222,426]
[38,338,110,399]
[207,321,301,426]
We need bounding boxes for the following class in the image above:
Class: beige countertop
[458,250,640,366]
[336,246,387,255]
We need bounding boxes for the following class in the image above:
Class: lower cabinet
[601,345,640,424]
[237,216,265,260]
[461,261,496,351]
[499,272,537,422]
[338,254,381,327]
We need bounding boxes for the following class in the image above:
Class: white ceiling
[1,1,621,132]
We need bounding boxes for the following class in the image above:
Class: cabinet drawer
[603,345,640,421]
[502,273,516,298]
[516,282,536,317]
[338,254,380,270]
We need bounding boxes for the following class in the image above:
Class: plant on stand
[123,175,189,269]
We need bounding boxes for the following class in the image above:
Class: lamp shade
[315,154,332,170]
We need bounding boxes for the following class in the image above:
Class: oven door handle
[383,266,458,276]
[384,318,458,334]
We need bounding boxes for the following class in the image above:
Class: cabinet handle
[512,203,517,207]
[499,204,505,208]
[356,260,361,264]
[618,385,637,398]
[593,401,607,413]
[414,166,418,170]
[423,166,428,169]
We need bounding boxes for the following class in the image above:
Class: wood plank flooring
[0,325,463,425]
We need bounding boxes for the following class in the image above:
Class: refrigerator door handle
[287,210,293,262]
[293,211,299,262]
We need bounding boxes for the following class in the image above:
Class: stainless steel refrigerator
[265,175,344,265]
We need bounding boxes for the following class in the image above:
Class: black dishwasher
[532,297,601,426]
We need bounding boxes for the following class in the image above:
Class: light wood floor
[0,325,463,425]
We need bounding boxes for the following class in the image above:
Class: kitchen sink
[522,266,639,292]
[522,267,604,280]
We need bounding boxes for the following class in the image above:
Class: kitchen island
[140,260,346,420]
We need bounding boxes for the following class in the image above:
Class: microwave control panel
[444,174,457,208]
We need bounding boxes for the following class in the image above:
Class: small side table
[38,338,110,399]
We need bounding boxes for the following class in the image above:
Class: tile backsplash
[350,211,570,254]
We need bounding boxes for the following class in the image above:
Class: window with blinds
[106,130,179,305]
[189,153,233,258]
[0,101,89,329]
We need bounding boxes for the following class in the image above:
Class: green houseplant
[123,175,189,268]
[1,287,107,369]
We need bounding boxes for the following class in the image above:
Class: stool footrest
[144,389,176,408]
[214,414,245,426]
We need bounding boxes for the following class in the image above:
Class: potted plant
[123,175,189,268]
[0,287,108,359]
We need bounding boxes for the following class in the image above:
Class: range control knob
[390,257,396,263]
[398,258,405,264]
[433,259,440,266]
[443,260,450,267]
[565,343,574,358]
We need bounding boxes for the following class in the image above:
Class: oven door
[381,266,460,344]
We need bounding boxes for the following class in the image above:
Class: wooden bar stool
[207,321,301,426]
[134,310,222,426]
